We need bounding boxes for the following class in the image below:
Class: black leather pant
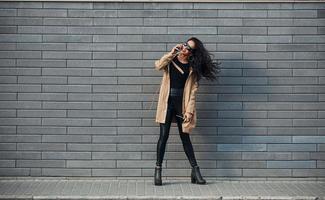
[156,94,198,168]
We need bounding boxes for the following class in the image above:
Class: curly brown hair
[187,37,221,83]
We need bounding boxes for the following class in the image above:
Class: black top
[169,56,190,89]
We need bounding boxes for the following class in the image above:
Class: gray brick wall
[0,1,324,178]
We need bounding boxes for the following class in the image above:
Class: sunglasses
[182,42,194,52]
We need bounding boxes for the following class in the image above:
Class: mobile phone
[176,114,184,122]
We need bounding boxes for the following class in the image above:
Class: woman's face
[180,40,195,57]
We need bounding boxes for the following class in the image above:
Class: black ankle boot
[191,166,206,184]
[154,166,162,186]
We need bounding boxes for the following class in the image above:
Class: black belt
[169,88,183,96]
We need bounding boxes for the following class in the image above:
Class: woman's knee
[159,123,170,141]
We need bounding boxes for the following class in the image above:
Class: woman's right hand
[171,43,183,55]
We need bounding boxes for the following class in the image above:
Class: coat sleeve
[154,52,175,71]
[186,79,199,115]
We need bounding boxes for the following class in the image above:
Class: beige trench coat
[154,52,199,134]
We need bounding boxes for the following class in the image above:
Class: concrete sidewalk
[0,178,324,200]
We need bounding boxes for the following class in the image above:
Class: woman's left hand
[183,112,193,123]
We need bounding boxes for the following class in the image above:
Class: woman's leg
[174,96,198,168]
[156,97,174,167]
[178,129,198,168]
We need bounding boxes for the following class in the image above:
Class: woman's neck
[177,54,189,64]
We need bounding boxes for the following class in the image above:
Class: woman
[154,37,220,186]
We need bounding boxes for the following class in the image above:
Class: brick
[218,127,267,135]
[68,77,117,84]
[219,27,266,35]
[293,136,325,143]
[243,169,291,177]
[218,144,266,152]
[0,143,16,150]
[18,76,67,84]
[117,160,154,168]
[194,3,243,9]
[117,144,154,152]
[0,151,41,159]
[268,10,317,18]
[17,110,65,118]
[292,169,325,177]
[16,59,66,67]
[42,152,91,160]
[42,85,91,93]
[168,27,217,34]
[218,161,266,168]
[17,160,65,168]
[92,135,141,144]
[18,26,67,34]
[168,160,213,169]
[243,19,292,26]
[93,52,141,60]
[243,152,291,160]
[92,152,141,160]
[92,169,141,176]
[17,126,66,135]
[0,118,41,126]
[200,169,242,177]
[17,9,67,17]
[268,44,317,51]
[0,8,17,16]
[94,18,143,26]
[118,27,167,35]
[169,10,218,18]
[17,143,66,151]
[92,119,141,127]
[267,161,316,168]
[0,168,30,176]
[43,102,91,109]
[268,111,317,118]
[67,160,115,168]
[68,94,117,101]
[244,35,292,43]
[0,160,15,167]
[144,3,192,9]
[117,43,165,52]
[268,77,317,85]
[268,144,316,152]
[94,2,143,9]
[93,102,142,110]
[219,10,267,17]
[67,144,116,152]
[68,10,117,17]
[42,51,92,59]
[243,136,291,144]
[144,18,193,26]
[42,168,91,176]
[43,35,92,43]
[245,3,293,9]
[42,135,91,143]
[0,110,16,117]
[0,126,16,134]
[293,35,325,43]
[0,26,17,33]
[0,93,16,100]
[18,93,67,101]
[217,44,266,52]
[270,94,319,102]
[67,110,116,118]
[243,52,292,60]
[42,118,91,127]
